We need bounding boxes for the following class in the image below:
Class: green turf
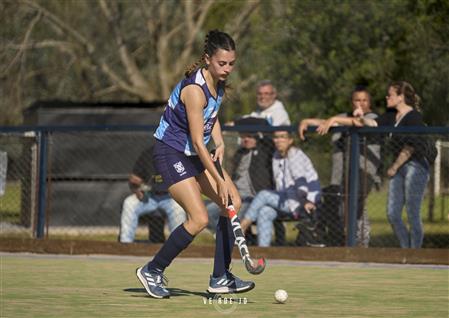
[0,181,21,224]
[1,254,448,318]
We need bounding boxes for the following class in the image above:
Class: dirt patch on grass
[1,237,447,265]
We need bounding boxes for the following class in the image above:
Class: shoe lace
[154,272,168,287]
[225,269,236,281]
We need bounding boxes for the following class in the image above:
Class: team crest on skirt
[173,161,186,175]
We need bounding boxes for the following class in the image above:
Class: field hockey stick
[211,150,266,275]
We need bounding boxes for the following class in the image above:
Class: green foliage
[230,0,448,125]
[1,0,448,125]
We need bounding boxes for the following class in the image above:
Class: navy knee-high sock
[213,216,235,277]
[147,224,194,272]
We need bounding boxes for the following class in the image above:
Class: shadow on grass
[0,210,22,223]
[124,287,209,298]
[124,287,256,303]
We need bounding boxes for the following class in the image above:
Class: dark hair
[389,81,422,111]
[351,85,371,104]
[185,30,235,77]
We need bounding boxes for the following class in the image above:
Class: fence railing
[0,124,448,248]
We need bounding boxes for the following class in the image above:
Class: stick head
[245,257,266,275]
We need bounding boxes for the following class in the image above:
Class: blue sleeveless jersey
[154,68,225,156]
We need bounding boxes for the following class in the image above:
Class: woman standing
[135,30,254,299]
[317,81,430,248]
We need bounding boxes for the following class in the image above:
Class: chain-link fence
[1,125,448,249]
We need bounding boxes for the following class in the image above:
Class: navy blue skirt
[152,139,205,189]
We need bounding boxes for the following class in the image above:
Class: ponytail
[389,81,423,112]
[184,29,235,78]
[184,56,205,78]
[413,94,422,112]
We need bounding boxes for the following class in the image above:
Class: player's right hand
[217,179,230,208]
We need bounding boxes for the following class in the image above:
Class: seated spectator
[119,146,185,243]
[240,131,321,247]
[207,117,274,240]
[298,86,381,246]
[227,80,291,126]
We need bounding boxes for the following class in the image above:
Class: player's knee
[198,214,209,230]
[191,214,209,233]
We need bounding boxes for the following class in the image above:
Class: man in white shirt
[247,80,291,126]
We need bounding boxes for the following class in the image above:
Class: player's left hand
[212,143,225,165]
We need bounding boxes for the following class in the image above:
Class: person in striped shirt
[136,30,254,299]
[240,130,321,247]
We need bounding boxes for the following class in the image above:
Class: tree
[235,0,449,125]
[2,0,448,126]
[0,0,260,125]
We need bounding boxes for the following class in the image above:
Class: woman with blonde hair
[317,81,430,248]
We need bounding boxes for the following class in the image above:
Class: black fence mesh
[1,127,448,248]
[0,132,37,237]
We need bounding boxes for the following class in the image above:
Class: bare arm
[316,115,378,135]
[181,85,229,206]
[211,119,225,163]
[387,145,414,177]
[358,116,377,127]
[298,118,325,140]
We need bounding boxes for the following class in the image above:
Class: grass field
[1,253,448,318]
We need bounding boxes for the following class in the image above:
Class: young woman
[136,30,255,299]
[316,81,430,248]
[239,131,321,247]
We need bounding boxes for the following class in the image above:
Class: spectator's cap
[234,116,269,138]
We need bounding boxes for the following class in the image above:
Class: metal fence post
[36,130,48,239]
[347,130,360,247]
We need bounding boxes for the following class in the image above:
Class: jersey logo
[173,161,186,176]
[204,121,214,133]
